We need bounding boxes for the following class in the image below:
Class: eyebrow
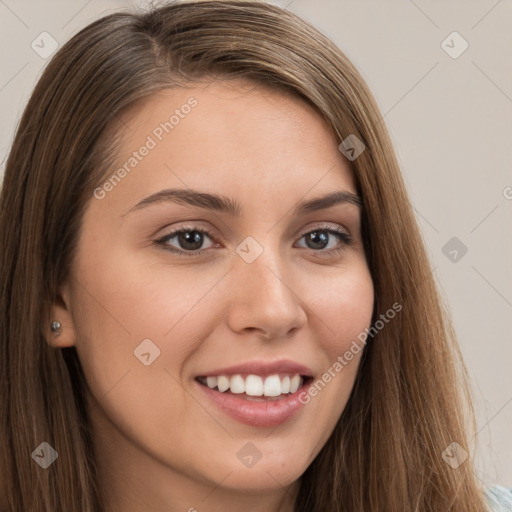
[122,188,362,217]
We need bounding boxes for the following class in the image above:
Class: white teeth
[245,375,263,396]
[263,375,282,397]
[217,375,230,392]
[281,375,291,394]
[230,375,245,394]
[206,376,217,389]
[290,374,301,393]
[202,373,304,397]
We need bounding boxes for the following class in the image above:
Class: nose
[226,245,307,340]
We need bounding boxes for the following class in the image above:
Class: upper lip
[196,359,314,378]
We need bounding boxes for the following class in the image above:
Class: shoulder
[485,485,512,511]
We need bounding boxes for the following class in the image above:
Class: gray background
[0,0,510,487]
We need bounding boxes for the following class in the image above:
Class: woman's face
[52,80,374,505]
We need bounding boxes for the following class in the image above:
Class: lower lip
[196,381,309,427]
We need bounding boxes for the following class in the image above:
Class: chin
[207,446,311,492]
[218,466,304,493]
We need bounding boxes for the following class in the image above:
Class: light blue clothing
[485,486,512,511]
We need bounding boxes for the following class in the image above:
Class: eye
[156,226,218,255]
[155,223,353,257]
[295,225,353,255]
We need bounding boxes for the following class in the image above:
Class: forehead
[93,79,357,217]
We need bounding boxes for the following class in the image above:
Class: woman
[0,1,510,511]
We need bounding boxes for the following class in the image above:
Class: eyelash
[155,223,353,257]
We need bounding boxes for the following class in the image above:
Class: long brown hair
[0,1,487,510]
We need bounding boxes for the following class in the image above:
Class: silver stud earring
[51,321,62,337]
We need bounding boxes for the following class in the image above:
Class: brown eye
[156,226,217,255]
[296,227,352,254]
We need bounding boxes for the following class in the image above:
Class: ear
[45,280,77,348]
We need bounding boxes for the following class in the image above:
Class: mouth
[196,373,313,401]
[194,361,314,427]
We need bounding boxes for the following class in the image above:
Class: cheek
[309,263,374,353]
[296,263,374,431]
[69,250,223,466]
[72,241,225,347]
[69,241,229,413]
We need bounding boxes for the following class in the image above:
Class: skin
[47,80,374,512]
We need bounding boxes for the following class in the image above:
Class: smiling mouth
[196,373,312,401]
